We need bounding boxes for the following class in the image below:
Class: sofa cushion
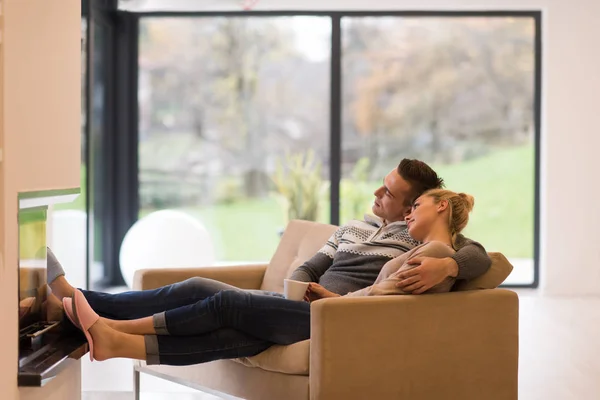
[232,339,310,376]
[453,252,514,291]
[260,220,337,293]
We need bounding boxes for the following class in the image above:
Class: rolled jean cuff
[153,312,169,335]
[144,335,160,365]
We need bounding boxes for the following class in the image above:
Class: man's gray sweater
[289,215,491,295]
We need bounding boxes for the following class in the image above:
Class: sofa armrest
[309,289,518,400]
[132,263,269,291]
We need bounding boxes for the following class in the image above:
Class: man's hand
[303,283,340,302]
[395,257,458,294]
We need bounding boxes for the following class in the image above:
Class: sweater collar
[363,214,407,230]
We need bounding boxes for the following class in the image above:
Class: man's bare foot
[48,276,75,301]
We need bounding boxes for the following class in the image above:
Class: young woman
[58,189,475,365]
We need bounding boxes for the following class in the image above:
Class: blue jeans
[80,278,310,366]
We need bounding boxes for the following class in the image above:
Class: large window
[135,13,539,286]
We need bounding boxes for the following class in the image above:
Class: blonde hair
[421,189,475,248]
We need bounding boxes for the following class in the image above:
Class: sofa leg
[133,368,140,400]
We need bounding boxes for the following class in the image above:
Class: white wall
[124,0,600,296]
[0,1,81,399]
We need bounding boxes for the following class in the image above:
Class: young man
[291,158,489,298]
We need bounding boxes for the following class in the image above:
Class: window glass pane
[342,17,536,284]
[50,19,89,288]
[139,17,331,262]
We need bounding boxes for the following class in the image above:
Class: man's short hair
[397,159,445,205]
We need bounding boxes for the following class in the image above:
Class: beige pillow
[453,252,514,291]
[232,339,310,376]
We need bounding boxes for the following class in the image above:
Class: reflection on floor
[82,357,229,399]
[82,290,600,400]
[83,393,222,400]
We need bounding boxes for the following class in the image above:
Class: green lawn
[431,145,534,257]
[141,144,535,261]
[59,145,535,261]
[142,198,288,262]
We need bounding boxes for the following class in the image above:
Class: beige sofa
[132,220,518,400]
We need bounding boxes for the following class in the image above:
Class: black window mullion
[106,12,139,287]
[330,15,342,226]
[83,2,92,289]
[93,8,139,288]
[532,13,543,289]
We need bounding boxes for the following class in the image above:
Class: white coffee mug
[283,279,310,301]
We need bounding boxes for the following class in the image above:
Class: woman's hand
[304,283,341,302]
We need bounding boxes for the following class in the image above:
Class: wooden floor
[82,290,600,400]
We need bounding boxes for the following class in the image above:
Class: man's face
[372,169,414,223]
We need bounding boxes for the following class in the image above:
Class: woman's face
[406,195,446,241]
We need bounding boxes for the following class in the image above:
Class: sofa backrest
[260,220,515,293]
[260,220,337,293]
